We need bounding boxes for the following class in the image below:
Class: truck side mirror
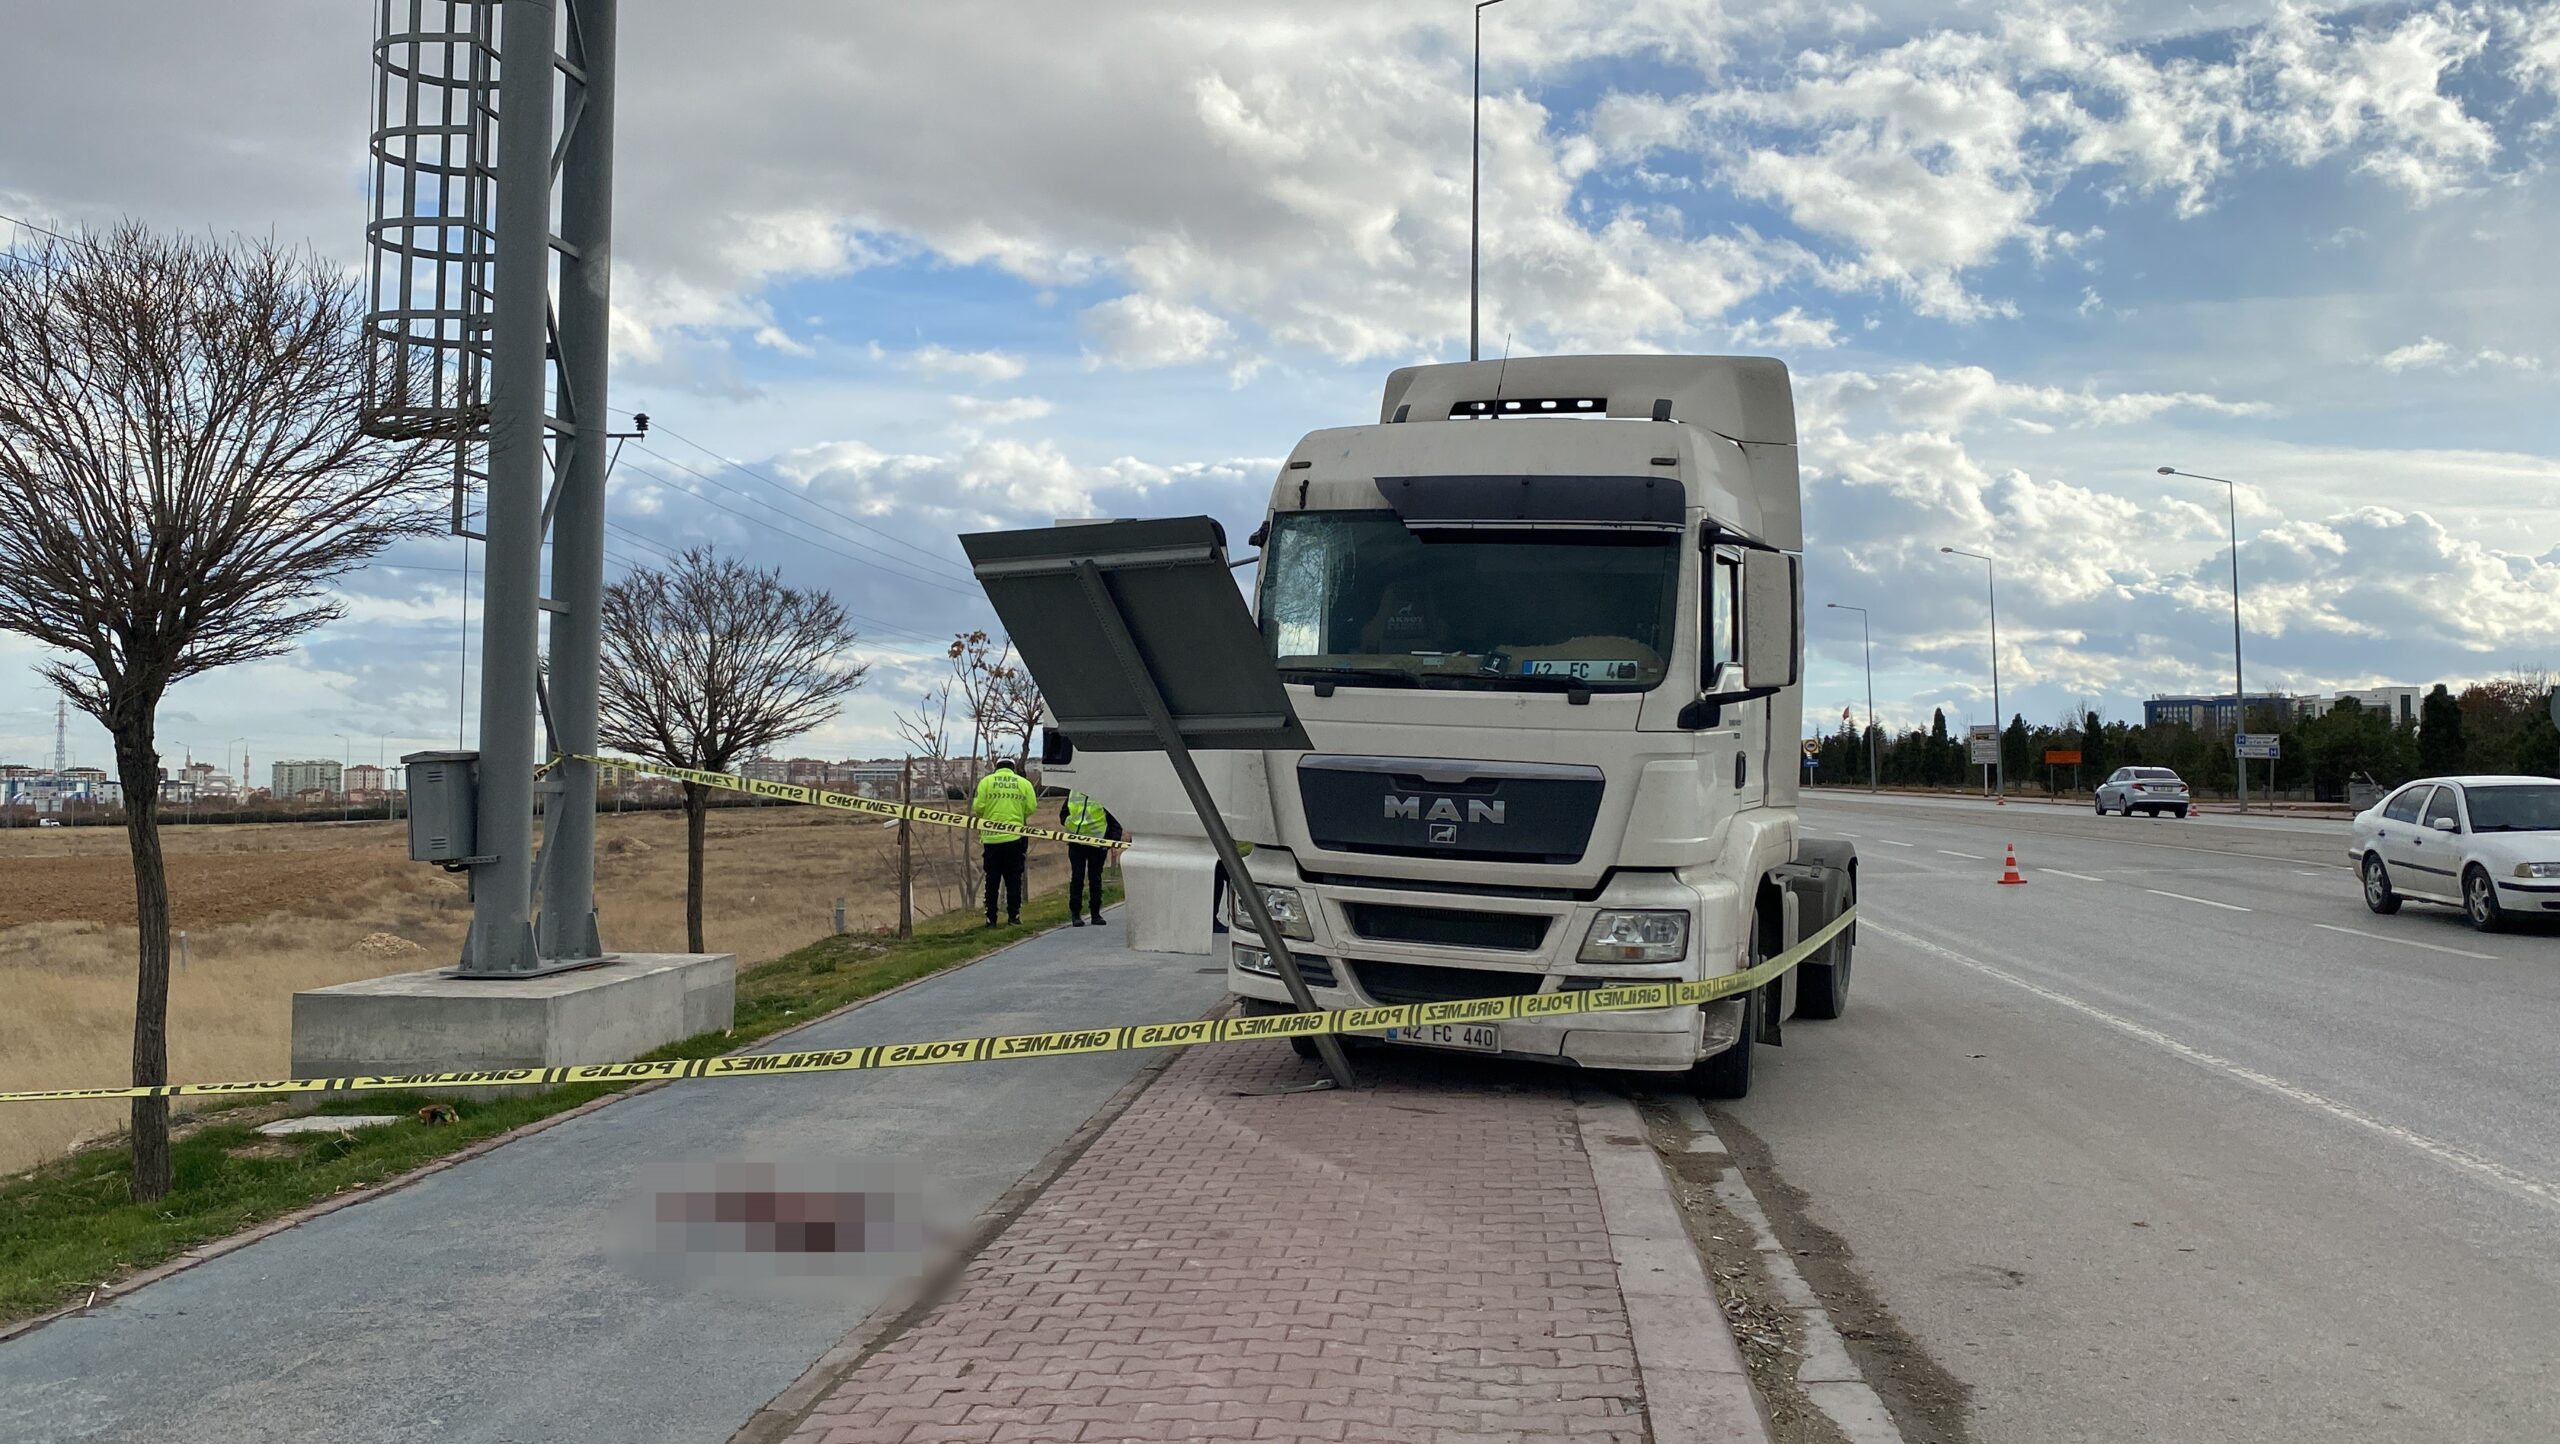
[1741,550,1799,691]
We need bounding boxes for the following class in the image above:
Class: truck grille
[1349,959,1547,1006]
[1342,902,1549,952]
[1297,756,1604,865]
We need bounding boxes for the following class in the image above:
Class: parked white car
[2352,775,2560,931]
[2095,766,2190,818]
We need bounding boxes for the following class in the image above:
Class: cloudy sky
[4,0,2559,774]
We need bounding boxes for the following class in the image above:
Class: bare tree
[0,223,439,1200]
[599,547,867,951]
[984,664,1045,770]
[947,629,1025,770]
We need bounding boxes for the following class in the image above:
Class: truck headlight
[1579,910,1689,964]
[1230,885,1313,940]
[1232,943,1276,976]
[2515,863,2560,879]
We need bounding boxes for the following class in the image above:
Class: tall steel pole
[1941,547,2003,796]
[2160,467,2248,814]
[1470,0,1505,363]
[464,0,561,975]
[1826,603,1876,791]
[538,0,617,963]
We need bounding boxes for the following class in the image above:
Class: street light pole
[2159,466,2249,814]
[1940,547,2003,796]
[1825,603,1877,792]
[1471,0,1506,363]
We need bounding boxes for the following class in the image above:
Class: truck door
[1707,545,1767,810]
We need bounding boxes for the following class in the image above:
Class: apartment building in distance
[272,759,343,799]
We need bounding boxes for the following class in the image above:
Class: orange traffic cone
[1998,845,2027,885]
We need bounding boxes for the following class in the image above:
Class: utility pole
[898,758,914,939]
[1939,547,2004,796]
[366,0,622,973]
[1826,602,1877,792]
[2158,467,2249,813]
[1470,0,1507,362]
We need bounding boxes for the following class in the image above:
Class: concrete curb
[1665,1097,1907,1444]
[0,912,1094,1346]
[1577,1095,1773,1444]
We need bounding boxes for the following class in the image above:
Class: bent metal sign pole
[960,517,1356,1091]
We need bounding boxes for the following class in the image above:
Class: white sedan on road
[2095,766,2191,818]
[2352,775,2560,931]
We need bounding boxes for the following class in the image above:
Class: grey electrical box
[402,750,479,863]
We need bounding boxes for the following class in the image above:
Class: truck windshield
[1258,510,1681,691]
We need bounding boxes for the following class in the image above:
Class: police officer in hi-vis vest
[972,759,1039,928]
[1059,788,1123,927]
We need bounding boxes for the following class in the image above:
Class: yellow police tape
[577,754,1127,850]
[0,908,1852,1104]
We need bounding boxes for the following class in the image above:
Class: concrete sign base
[291,952,735,1094]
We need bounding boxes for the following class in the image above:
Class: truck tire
[1796,869,1855,1021]
[1688,989,1757,1099]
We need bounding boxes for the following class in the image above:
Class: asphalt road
[1737,792,2560,1443]
[0,915,1226,1444]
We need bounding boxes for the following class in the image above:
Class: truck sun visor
[1374,474,1683,528]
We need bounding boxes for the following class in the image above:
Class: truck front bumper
[1225,856,1749,1074]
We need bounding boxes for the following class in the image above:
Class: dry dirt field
[0,804,1068,1176]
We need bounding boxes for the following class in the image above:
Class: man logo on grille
[1430,823,1458,844]
[1382,796,1504,824]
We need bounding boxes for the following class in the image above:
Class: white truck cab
[1050,354,1856,1097]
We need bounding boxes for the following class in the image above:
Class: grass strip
[0,880,1119,1326]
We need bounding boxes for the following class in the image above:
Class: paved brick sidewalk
[782,1042,1658,1444]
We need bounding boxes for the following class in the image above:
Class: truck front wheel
[1687,989,1757,1099]
[1796,871,1855,1020]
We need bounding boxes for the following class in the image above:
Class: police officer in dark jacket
[1059,788,1121,926]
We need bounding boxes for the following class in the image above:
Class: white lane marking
[2311,922,2498,961]
[2145,888,2251,912]
[1871,921,2560,1211]
[1835,832,1861,838]
[1876,839,1914,848]
[1936,849,1986,860]
[2294,870,2326,877]
[2040,868,2106,882]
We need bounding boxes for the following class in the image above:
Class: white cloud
[1805,362,2271,435]
[1795,362,2560,714]
[2379,336,2454,371]
[2375,335,2542,374]
[1592,2,2516,321]
[2245,2,2499,203]
[1080,293,1234,369]
[770,434,1274,534]
[906,345,1028,382]
[1728,306,1841,350]
[947,394,1056,426]
[752,324,815,357]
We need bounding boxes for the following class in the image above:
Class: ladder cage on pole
[363,0,500,535]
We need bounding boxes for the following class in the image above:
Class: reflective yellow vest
[972,768,1038,843]
[1064,790,1109,840]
